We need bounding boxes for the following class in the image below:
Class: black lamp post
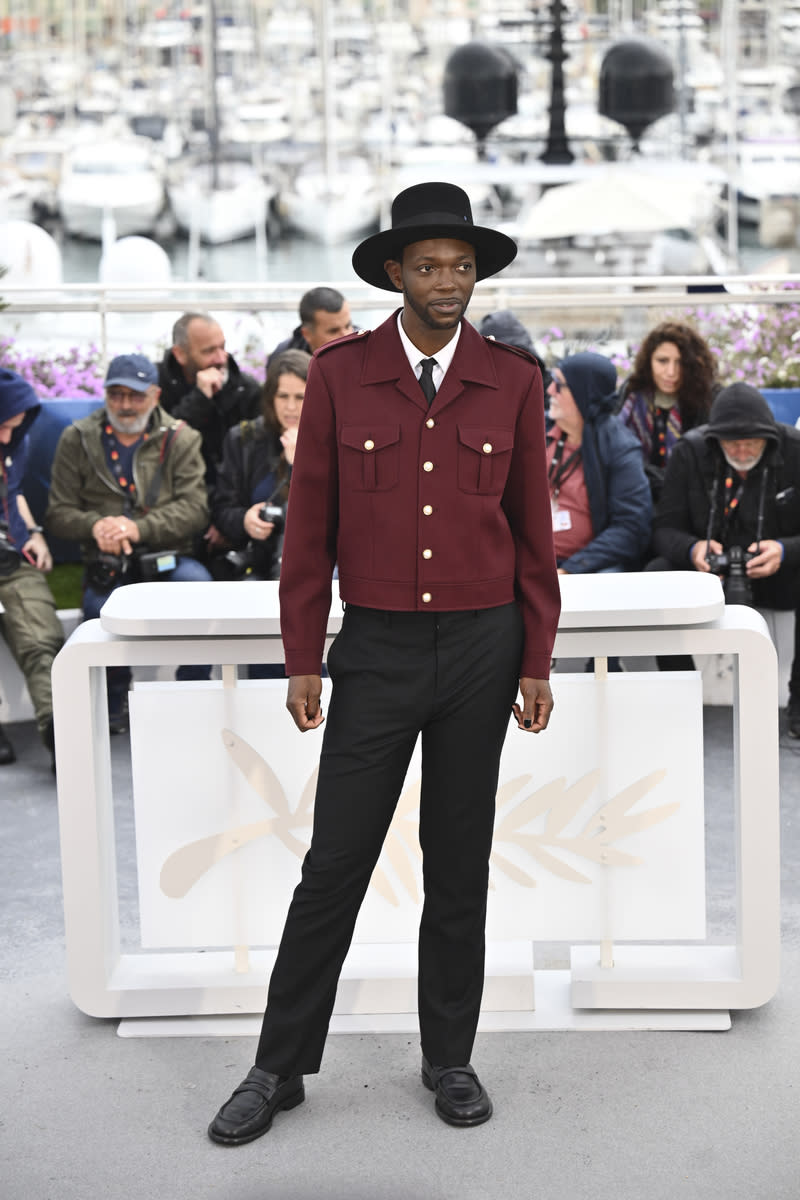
[540,0,574,165]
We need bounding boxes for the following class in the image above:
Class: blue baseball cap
[105,354,158,392]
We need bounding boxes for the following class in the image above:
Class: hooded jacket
[653,383,800,571]
[157,350,262,486]
[553,352,652,573]
[45,404,208,560]
[0,368,41,554]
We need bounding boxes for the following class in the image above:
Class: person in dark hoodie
[651,382,800,734]
[546,351,652,575]
[0,369,63,767]
[478,309,552,390]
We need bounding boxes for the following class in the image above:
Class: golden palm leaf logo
[159,733,677,905]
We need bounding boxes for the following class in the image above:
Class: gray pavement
[1,706,799,1200]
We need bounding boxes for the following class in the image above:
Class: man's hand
[690,539,723,572]
[286,674,324,731]
[92,516,141,556]
[746,539,783,578]
[195,366,225,398]
[512,677,554,732]
[22,531,52,571]
[203,523,230,553]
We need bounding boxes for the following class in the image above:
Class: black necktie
[418,358,437,406]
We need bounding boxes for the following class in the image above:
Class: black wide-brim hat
[352,181,517,292]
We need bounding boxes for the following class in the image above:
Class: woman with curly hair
[618,320,718,499]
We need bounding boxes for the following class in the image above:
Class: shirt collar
[395,311,460,383]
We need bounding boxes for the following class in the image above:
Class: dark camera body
[0,524,22,577]
[85,547,178,591]
[259,503,285,533]
[705,544,758,606]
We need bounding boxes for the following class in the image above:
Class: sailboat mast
[205,0,221,192]
[319,0,336,186]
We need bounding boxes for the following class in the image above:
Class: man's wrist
[26,525,44,535]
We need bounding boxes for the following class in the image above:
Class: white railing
[3,273,800,363]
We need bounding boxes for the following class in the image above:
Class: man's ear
[300,322,314,345]
[172,344,188,367]
[384,259,402,290]
[148,385,162,404]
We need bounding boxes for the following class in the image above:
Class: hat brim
[352,222,518,291]
[104,375,154,392]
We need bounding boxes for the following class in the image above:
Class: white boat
[732,136,800,243]
[58,137,166,240]
[278,0,380,244]
[169,158,273,245]
[281,157,381,244]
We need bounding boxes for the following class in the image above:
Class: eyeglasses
[552,379,569,393]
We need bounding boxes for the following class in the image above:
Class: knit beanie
[705,383,778,442]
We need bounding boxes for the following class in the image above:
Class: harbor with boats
[1,0,800,292]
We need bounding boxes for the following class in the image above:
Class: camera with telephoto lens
[705,544,758,607]
[223,501,286,579]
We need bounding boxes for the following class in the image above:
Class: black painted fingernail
[523,719,532,728]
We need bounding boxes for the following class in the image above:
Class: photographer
[650,382,800,734]
[211,349,309,583]
[46,354,212,731]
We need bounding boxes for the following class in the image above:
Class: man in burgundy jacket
[209,182,561,1145]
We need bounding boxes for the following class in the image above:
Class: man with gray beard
[649,381,800,735]
[46,354,211,731]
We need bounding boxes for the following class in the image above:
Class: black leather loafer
[421,1056,493,1127]
[208,1067,304,1146]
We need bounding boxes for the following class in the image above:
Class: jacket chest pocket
[340,424,401,492]
[457,426,514,494]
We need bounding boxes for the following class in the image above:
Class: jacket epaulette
[482,335,540,367]
[315,329,371,358]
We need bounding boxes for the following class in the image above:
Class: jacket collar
[360,310,500,415]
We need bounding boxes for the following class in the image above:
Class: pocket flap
[341,424,401,453]
[457,426,514,455]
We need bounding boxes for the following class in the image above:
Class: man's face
[547,371,582,433]
[173,319,228,384]
[0,411,26,445]
[105,385,158,437]
[385,239,476,336]
[302,303,353,352]
[719,436,767,473]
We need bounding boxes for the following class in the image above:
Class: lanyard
[548,430,582,500]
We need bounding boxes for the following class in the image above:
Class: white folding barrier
[51,573,780,1033]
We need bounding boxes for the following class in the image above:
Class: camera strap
[140,421,185,513]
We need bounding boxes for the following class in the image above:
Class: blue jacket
[0,369,40,554]
[553,353,652,574]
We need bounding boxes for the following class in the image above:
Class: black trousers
[255,601,524,1076]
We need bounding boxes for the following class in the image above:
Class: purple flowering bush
[682,294,800,389]
[0,337,107,398]
[536,288,800,389]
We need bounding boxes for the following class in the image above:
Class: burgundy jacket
[279,312,560,679]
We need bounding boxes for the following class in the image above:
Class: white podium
[51,573,780,1034]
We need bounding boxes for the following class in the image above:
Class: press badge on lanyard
[548,430,580,534]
